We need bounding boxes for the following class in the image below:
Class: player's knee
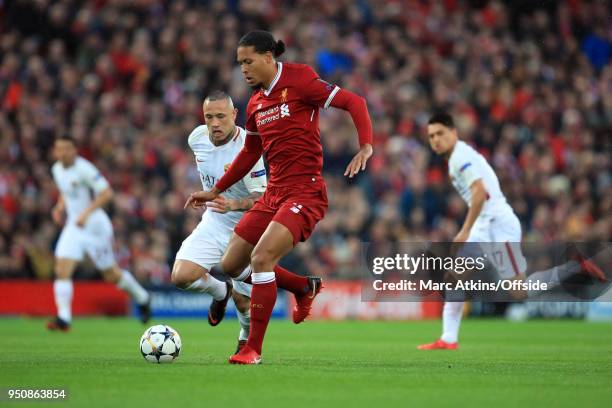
[101,267,121,283]
[54,262,72,279]
[55,267,68,279]
[171,263,204,289]
[250,249,276,272]
[171,270,192,289]
[101,273,114,283]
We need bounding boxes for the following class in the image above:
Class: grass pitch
[1,318,611,407]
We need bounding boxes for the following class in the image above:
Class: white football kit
[175,125,267,297]
[448,141,527,278]
[52,157,115,270]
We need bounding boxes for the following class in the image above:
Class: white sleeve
[451,155,481,188]
[79,160,110,194]
[187,126,206,150]
[241,157,267,194]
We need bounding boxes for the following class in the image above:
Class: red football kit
[216,61,372,360]
[215,62,372,245]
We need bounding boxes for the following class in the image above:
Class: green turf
[1,318,611,407]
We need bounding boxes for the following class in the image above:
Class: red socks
[247,273,277,355]
[273,265,309,295]
[237,265,308,295]
[243,268,308,355]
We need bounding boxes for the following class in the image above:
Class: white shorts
[465,211,527,279]
[175,217,252,298]
[55,214,115,270]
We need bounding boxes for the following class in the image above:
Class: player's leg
[418,298,463,350]
[441,301,464,344]
[100,264,152,323]
[221,233,314,295]
[48,257,79,331]
[172,259,232,326]
[173,222,234,325]
[235,220,295,363]
[48,226,84,331]
[487,212,532,300]
[525,243,607,298]
[231,281,252,354]
[419,220,491,350]
[83,222,151,322]
[171,260,228,299]
[218,233,254,280]
[174,219,227,291]
[224,201,313,297]
[263,194,326,323]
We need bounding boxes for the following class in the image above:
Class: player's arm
[300,67,373,178]
[328,89,373,177]
[76,187,113,227]
[206,192,263,213]
[77,161,113,227]
[52,194,65,225]
[184,133,264,209]
[454,179,487,243]
[207,157,267,213]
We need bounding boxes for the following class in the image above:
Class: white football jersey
[448,140,512,218]
[51,157,111,222]
[188,125,267,231]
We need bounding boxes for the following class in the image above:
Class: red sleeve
[329,88,373,147]
[214,133,263,192]
[299,65,372,146]
[244,105,259,135]
[299,65,341,109]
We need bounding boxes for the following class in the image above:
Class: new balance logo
[280,103,290,118]
[290,203,303,213]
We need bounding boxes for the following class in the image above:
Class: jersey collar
[446,140,461,162]
[263,62,283,96]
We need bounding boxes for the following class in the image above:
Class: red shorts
[234,180,328,246]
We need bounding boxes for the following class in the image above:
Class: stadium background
[0,0,610,320]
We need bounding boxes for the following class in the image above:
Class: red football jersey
[245,62,340,187]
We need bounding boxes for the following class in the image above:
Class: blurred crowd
[1,0,610,282]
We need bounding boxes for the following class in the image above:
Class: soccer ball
[139,324,182,363]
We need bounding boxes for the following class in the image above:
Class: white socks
[117,270,150,305]
[235,266,252,282]
[237,309,251,341]
[251,272,275,284]
[55,271,148,322]
[525,261,582,298]
[53,279,73,322]
[441,301,464,344]
[184,274,227,301]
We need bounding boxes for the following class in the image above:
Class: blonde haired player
[48,136,151,331]
[172,91,266,353]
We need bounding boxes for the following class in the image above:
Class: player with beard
[185,30,374,364]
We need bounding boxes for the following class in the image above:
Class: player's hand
[344,143,373,178]
[76,211,90,227]
[451,229,470,255]
[451,229,469,256]
[52,206,64,225]
[184,190,219,210]
[453,229,469,244]
[205,196,235,214]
